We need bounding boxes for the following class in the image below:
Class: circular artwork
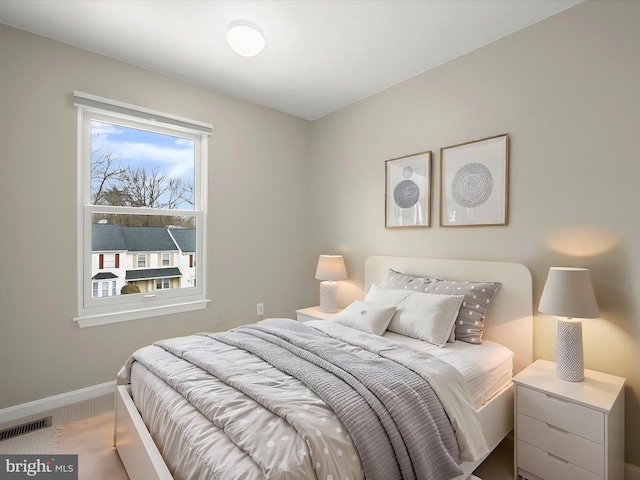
[393,179,420,208]
[451,162,493,208]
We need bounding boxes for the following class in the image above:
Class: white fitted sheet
[381,332,514,409]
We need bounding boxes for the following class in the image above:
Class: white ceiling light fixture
[226,21,265,57]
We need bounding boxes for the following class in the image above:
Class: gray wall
[0,24,316,408]
[310,1,640,466]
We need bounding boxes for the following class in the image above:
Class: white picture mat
[385,151,431,227]
[441,135,508,226]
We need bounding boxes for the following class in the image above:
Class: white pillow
[387,292,465,347]
[364,283,411,306]
[332,301,397,335]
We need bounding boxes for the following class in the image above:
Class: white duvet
[119,319,489,480]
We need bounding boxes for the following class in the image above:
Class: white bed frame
[115,256,533,480]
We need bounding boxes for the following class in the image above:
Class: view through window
[90,121,197,297]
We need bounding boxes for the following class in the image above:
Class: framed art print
[385,151,431,228]
[440,134,509,227]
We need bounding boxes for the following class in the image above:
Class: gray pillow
[430,280,500,344]
[383,268,435,293]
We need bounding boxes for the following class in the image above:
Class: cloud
[91,122,194,181]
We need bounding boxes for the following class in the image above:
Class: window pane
[91,213,197,297]
[90,121,195,210]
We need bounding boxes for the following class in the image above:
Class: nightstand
[513,359,625,480]
[295,306,342,322]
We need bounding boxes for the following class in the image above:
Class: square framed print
[385,151,432,228]
[440,134,509,227]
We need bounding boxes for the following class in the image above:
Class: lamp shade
[315,255,347,281]
[539,267,599,319]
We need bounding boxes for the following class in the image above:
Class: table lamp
[538,267,599,382]
[315,255,347,313]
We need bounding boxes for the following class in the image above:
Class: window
[102,253,115,268]
[74,92,211,327]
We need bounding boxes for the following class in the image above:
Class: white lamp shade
[539,267,599,319]
[315,255,347,281]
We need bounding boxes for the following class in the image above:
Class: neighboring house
[91,223,196,297]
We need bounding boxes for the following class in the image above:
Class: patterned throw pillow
[383,269,436,293]
[430,280,500,344]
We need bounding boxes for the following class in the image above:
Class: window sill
[73,299,210,328]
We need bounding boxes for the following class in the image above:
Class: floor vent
[0,416,53,442]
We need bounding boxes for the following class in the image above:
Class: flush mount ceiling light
[226,21,265,57]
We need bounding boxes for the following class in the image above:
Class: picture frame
[385,151,432,228]
[440,134,509,227]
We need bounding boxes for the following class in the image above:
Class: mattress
[380,330,514,409]
[125,319,504,480]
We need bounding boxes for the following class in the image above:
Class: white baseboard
[0,381,116,425]
[627,463,640,480]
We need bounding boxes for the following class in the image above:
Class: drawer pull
[546,423,569,435]
[545,394,569,404]
[547,452,570,465]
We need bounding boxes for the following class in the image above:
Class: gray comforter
[120,318,487,480]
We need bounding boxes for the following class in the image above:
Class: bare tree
[91,150,125,205]
[91,150,194,227]
[119,166,190,209]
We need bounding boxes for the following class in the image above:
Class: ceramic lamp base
[556,318,584,382]
[319,281,338,313]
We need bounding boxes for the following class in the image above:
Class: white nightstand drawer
[517,385,604,443]
[517,413,604,476]
[517,440,603,480]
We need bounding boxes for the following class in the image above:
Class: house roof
[92,272,118,280]
[92,224,180,253]
[120,226,179,252]
[92,224,127,251]
[126,267,182,281]
[169,228,195,253]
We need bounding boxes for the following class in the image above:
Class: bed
[115,256,532,480]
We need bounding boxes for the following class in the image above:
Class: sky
[91,120,195,208]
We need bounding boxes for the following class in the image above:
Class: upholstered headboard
[364,256,533,373]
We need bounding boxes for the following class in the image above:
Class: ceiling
[0,0,582,120]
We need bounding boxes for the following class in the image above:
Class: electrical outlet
[257,302,264,316]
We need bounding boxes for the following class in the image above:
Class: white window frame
[103,253,115,268]
[74,91,211,327]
